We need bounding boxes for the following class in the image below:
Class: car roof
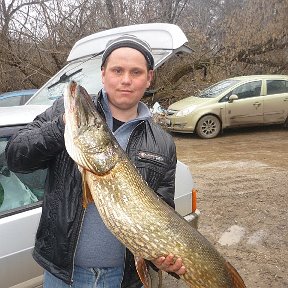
[67,23,190,62]
[0,89,38,99]
[0,105,49,126]
[227,75,288,81]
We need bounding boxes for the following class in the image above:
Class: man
[6,34,185,287]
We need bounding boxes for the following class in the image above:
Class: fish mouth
[69,80,77,95]
[66,81,97,128]
[64,81,76,112]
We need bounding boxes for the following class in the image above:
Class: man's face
[101,47,153,114]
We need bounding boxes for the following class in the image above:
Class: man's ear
[101,67,105,84]
[147,70,154,87]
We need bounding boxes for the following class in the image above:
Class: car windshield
[26,55,102,105]
[197,79,240,98]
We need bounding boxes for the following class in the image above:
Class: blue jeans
[43,265,124,288]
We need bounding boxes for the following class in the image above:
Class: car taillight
[192,188,197,213]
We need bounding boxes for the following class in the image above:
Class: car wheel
[196,115,221,139]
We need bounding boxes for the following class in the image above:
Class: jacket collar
[95,89,151,131]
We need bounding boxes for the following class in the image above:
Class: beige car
[166,75,288,138]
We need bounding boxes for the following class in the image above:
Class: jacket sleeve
[5,98,65,173]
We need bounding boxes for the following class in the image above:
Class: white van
[0,23,199,288]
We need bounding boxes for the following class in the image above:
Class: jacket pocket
[134,151,169,190]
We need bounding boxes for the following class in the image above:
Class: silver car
[0,89,38,107]
[0,23,199,288]
[166,75,288,138]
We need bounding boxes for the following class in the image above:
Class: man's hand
[151,254,186,275]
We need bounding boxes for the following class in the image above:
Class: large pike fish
[64,81,246,288]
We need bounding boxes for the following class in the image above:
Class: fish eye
[94,118,102,127]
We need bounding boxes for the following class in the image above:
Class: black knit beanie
[101,34,154,70]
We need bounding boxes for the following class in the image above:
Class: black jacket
[5,94,177,287]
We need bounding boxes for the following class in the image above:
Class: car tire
[196,115,221,139]
[283,116,288,128]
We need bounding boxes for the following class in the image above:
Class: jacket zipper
[119,249,126,286]
[69,207,86,286]
[126,121,144,153]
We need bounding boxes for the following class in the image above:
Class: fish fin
[135,256,152,288]
[225,261,246,288]
[148,264,163,288]
[81,168,94,208]
[156,270,163,288]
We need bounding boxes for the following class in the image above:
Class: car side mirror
[228,94,238,103]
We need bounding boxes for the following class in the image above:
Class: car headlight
[175,106,197,117]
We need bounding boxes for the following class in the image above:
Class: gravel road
[161,125,288,288]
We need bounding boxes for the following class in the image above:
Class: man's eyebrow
[109,65,122,69]
[109,65,145,70]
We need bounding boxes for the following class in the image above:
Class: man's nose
[121,72,132,84]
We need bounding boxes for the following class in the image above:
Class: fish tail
[225,261,246,288]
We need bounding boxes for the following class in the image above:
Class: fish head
[64,81,97,128]
[64,81,120,174]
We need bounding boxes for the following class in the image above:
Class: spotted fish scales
[64,81,246,288]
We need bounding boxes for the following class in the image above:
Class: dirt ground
[162,125,288,288]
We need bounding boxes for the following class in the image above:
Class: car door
[263,79,288,124]
[225,80,264,126]
[0,126,45,288]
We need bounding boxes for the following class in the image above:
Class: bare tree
[0,0,287,99]
[0,0,104,91]
[222,0,288,74]
[148,0,288,106]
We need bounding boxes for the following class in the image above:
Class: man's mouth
[119,90,133,93]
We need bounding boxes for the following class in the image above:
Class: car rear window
[267,80,288,95]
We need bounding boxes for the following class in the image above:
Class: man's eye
[131,70,141,75]
[113,68,122,74]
